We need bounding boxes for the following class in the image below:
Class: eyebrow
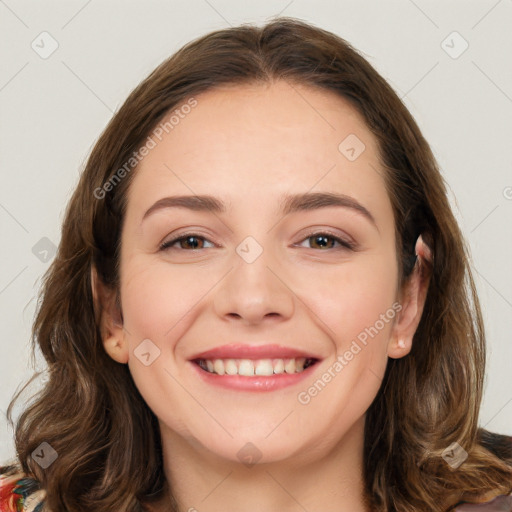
[141,192,377,229]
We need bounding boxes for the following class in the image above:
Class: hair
[3,16,512,512]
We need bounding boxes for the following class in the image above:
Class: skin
[93,80,432,512]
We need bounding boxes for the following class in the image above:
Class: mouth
[193,356,319,376]
[188,344,321,391]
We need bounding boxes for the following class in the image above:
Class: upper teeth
[198,358,311,376]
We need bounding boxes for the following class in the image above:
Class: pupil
[185,236,200,249]
[314,235,331,249]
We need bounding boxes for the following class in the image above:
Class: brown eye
[309,234,336,249]
[179,236,204,249]
[298,232,354,250]
[160,234,215,251]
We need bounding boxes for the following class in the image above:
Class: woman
[1,17,511,512]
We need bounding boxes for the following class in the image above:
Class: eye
[296,232,355,250]
[159,231,355,251]
[159,234,215,251]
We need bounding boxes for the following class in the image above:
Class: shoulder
[0,463,46,512]
[452,491,512,511]
[450,432,512,510]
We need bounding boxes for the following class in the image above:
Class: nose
[213,242,295,326]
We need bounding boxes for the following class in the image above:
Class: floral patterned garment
[1,463,511,511]
[0,466,45,512]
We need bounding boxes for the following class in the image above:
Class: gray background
[1,0,511,464]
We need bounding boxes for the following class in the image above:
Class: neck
[155,416,370,512]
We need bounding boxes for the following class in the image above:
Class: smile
[189,343,322,391]
[195,357,318,377]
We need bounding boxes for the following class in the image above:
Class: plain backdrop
[1,0,511,464]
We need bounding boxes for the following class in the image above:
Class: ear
[388,234,433,359]
[90,266,129,364]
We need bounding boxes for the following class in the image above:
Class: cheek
[297,252,398,346]
[120,247,398,363]
[120,257,214,343]
[293,251,398,413]
[120,259,215,434]
[292,257,398,444]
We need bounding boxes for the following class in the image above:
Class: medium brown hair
[4,17,512,512]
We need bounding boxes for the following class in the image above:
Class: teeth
[254,359,273,376]
[295,357,306,373]
[213,359,225,375]
[284,358,296,374]
[225,359,238,375]
[198,357,313,376]
[238,359,254,376]
[273,358,285,374]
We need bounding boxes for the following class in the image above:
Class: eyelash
[159,231,356,251]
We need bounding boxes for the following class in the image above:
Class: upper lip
[190,343,321,361]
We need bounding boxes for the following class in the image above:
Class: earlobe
[388,234,433,359]
[103,333,129,364]
[90,266,129,364]
[388,336,412,359]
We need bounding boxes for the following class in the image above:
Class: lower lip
[189,361,318,392]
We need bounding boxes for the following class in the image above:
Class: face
[112,80,406,465]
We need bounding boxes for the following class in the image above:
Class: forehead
[125,80,389,222]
